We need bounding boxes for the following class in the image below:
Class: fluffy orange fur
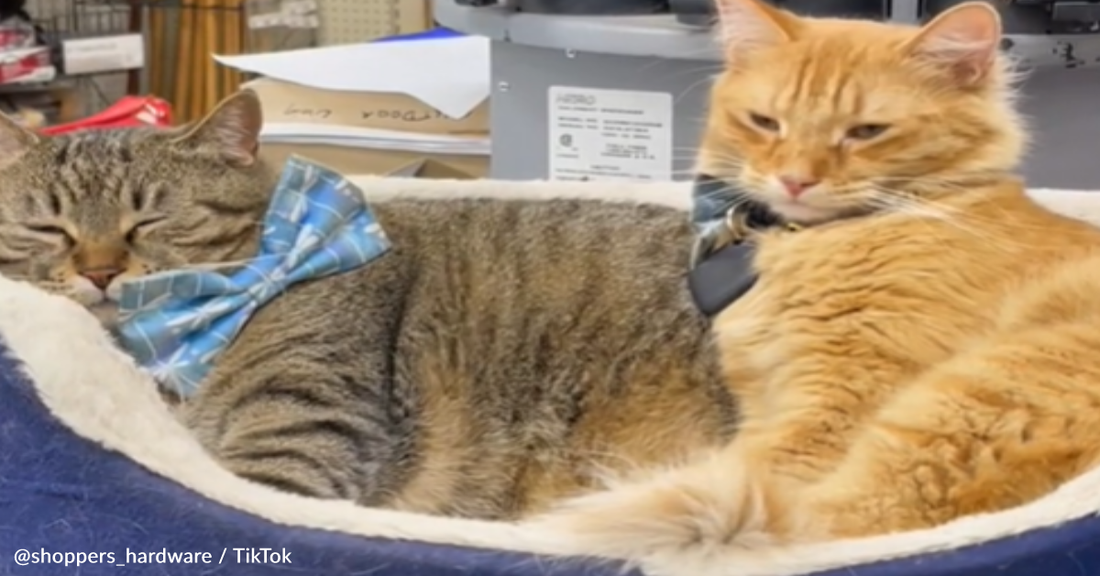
[525,0,1100,571]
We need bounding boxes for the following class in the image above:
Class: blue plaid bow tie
[116,156,392,398]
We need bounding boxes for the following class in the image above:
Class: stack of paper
[213,36,491,157]
[257,123,490,156]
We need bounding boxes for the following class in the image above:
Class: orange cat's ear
[906,2,1002,86]
[714,0,794,62]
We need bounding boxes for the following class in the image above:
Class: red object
[40,96,173,136]
[0,47,50,84]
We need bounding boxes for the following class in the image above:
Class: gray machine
[435,0,1100,189]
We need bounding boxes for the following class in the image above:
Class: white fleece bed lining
[1,177,1098,576]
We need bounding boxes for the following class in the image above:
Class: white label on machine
[548,86,673,182]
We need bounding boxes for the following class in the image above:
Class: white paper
[260,122,490,156]
[548,86,673,182]
[215,37,489,120]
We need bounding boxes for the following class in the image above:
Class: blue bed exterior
[2,338,1100,576]
[0,339,620,576]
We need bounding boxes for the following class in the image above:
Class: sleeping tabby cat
[529,0,1100,570]
[0,92,736,520]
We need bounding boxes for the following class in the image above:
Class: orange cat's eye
[748,113,780,132]
[845,124,890,140]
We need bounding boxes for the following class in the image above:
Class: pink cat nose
[80,268,122,290]
[779,176,819,198]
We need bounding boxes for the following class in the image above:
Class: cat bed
[3,177,1100,576]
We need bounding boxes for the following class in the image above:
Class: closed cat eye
[125,216,168,244]
[749,113,781,132]
[845,124,890,140]
[24,224,74,247]
[25,224,70,237]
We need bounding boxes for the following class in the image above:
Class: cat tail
[526,453,782,567]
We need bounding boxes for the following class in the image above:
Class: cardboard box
[247,77,489,136]
[223,36,492,181]
[260,142,488,180]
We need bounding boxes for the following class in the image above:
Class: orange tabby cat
[527,0,1100,570]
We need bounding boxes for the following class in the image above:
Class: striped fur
[0,93,274,329]
[0,91,738,519]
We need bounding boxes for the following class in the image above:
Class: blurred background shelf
[12,0,433,126]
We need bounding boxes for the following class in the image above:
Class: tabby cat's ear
[173,89,262,168]
[0,110,40,165]
[907,2,1002,86]
[713,0,794,63]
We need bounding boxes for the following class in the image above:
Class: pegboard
[316,0,431,45]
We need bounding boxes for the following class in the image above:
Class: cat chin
[767,200,845,225]
[104,282,124,303]
[86,302,120,331]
